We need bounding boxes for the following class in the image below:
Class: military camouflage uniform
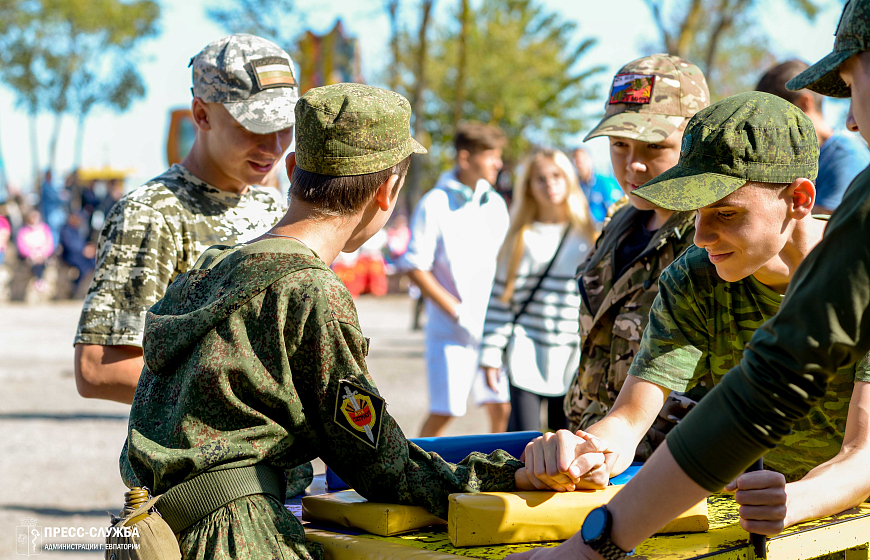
[562,203,696,435]
[564,54,710,448]
[121,238,522,560]
[74,164,285,348]
[631,245,870,481]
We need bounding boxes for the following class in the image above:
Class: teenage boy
[756,59,869,213]
[401,122,512,436]
[74,34,294,404]
[509,68,870,557]
[122,84,554,560]
[523,91,870,539]
[563,54,710,459]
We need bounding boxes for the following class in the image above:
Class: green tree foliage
[391,0,604,207]
[643,0,819,98]
[0,0,159,182]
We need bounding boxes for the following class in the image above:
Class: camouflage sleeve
[74,199,178,347]
[628,261,710,392]
[855,352,870,382]
[290,292,521,520]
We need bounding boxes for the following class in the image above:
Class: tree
[643,0,820,97]
[0,0,159,183]
[392,0,604,207]
[207,0,301,54]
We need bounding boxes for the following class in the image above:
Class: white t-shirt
[399,170,509,342]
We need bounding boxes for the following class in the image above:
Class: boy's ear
[793,92,817,114]
[285,152,296,179]
[374,174,400,211]
[788,178,816,217]
[190,98,211,132]
[456,148,470,170]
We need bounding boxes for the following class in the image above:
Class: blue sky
[0,0,851,191]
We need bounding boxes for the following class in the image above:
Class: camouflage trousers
[286,462,314,499]
[178,494,323,560]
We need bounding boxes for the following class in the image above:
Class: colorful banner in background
[297,20,363,94]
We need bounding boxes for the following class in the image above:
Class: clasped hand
[515,430,615,492]
[725,470,789,536]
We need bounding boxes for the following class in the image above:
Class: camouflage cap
[191,33,299,134]
[294,83,427,176]
[632,92,819,211]
[786,0,870,97]
[584,54,710,143]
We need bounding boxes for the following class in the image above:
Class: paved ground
[0,295,491,559]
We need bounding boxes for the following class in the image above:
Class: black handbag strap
[511,225,571,324]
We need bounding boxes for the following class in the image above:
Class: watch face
[581,506,607,542]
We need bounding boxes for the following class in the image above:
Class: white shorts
[426,334,510,416]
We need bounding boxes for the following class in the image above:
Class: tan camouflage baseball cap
[787,0,870,97]
[294,83,427,176]
[584,54,710,143]
[632,92,819,211]
[191,34,299,134]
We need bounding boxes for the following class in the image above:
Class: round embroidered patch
[681,133,693,158]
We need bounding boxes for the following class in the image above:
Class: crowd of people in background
[0,169,122,301]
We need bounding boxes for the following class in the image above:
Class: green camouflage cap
[786,0,870,97]
[632,91,819,211]
[584,54,710,143]
[191,33,299,134]
[294,83,427,176]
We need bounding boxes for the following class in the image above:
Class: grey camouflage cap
[787,0,870,97]
[191,33,299,134]
[295,83,427,176]
[633,92,819,211]
[585,54,710,143]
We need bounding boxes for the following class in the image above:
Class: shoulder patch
[610,73,655,105]
[334,380,385,449]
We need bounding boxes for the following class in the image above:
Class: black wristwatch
[581,505,634,559]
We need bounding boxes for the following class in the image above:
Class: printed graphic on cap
[334,380,385,449]
[250,57,297,91]
[610,73,655,105]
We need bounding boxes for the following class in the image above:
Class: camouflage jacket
[75,164,285,348]
[564,203,695,429]
[121,239,521,549]
[630,244,870,480]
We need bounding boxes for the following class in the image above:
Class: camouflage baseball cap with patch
[191,33,299,134]
[632,91,819,211]
[786,0,870,97]
[294,83,427,176]
[584,54,710,143]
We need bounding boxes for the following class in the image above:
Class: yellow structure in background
[77,167,135,182]
[296,20,363,94]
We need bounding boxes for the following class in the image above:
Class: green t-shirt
[630,244,870,480]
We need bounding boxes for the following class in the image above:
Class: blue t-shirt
[581,173,624,224]
[816,132,870,211]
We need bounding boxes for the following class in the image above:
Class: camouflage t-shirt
[121,238,521,558]
[631,244,870,480]
[75,164,285,347]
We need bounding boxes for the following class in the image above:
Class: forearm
[74,344,144,403]
[609,441,710,551]
[782,447,870,526]
[406,269,459,316]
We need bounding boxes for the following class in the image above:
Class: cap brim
[410,137,427,155]
[632,164,746,211]
[584,112,685,143]
[224,90,299,134]
[786,49,857,98]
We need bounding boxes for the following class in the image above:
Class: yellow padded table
[300,495,870,559]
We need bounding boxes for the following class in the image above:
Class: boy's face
[840,52,870,146]
[608,129,682,212]
[693,183,794,283]
[458,148,503,186]
[202,102,294,188]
